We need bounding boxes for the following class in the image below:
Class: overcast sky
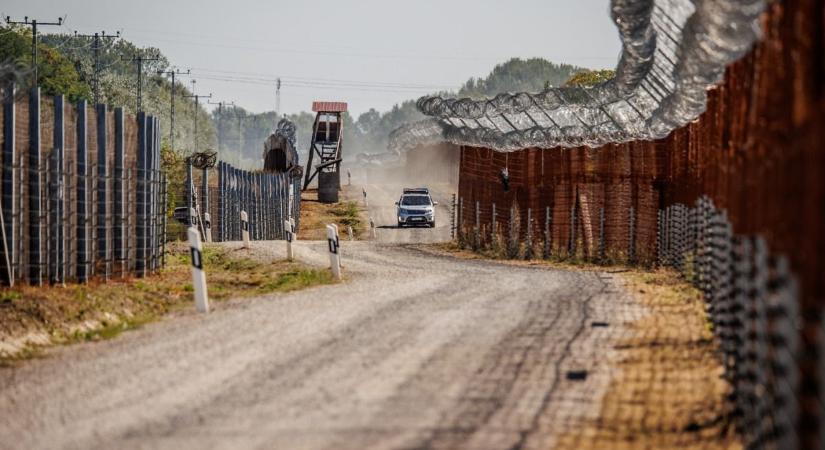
[3,0,621,116]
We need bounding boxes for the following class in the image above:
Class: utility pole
[183,80,212,154]
[121,52,160,113]
[4,16,64,87]
[275,77,281,118]
[157,68,190,151]
[208,100,234,159]
[235,106,246,168]
[74,30,119,105]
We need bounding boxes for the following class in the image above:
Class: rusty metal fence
[455,195,643,264]
[0,84,166,286]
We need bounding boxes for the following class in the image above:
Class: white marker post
[288,182,294,220]
[331,223,341,262]
[326,224,341,280]
[284,219,295,260]
[347,225,354,241]
[187,227,210,313]
[190,207,198,233]
[241,210,250,248]
[369,217,377,239]
[362,188,368,208]
[204,212,213,243]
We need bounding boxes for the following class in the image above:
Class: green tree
[458,58,586,98]
[564,69,616,87]
[0,26,91,101]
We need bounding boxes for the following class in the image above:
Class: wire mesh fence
[658,198,802,450]
[0,84,165,286]
[172,159,301,243]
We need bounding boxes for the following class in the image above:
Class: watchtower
[303,101,347,203]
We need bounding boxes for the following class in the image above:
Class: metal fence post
[47,97,60,284]
[114,108,126,276]
[599,206,605,261]
[629,206,636,262]
[136,112,147,277]
[202,166,209,233]
[544,206,551,259]
[53,95,65,284]
[77,100,89,282]
[526,207,533,259]
[1,82,16,285]
[28,87,43,285]
[96,104,109,279]
[217,162,224,242]
[474,200,480,247]
[568,199,576,257]
[161,171,167,267]
[451,193,457,240]
[490,203,497,241]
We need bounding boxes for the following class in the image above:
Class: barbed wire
[389,0,767,154]
[190,151,217,169]
[275,117,297,150]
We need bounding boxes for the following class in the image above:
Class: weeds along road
[0,188,646,450]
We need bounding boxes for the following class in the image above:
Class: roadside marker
[187,227,209,313]
[330,223,342,265]
[369,217,376,239]
[326,224,341,280]
[347,225,353,241]
[204,212,213,243]
[241,210,249,248]
[284,219,295,260]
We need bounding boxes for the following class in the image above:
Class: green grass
[330,201,362,228]
[0,243,336,364]
[261,268,333,292]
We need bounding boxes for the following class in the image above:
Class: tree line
[1,27,613,170]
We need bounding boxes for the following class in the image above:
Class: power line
[192,75,454,94]
[4,15,64,87]
[157,68,190,151]
[208,99,234,157]
[121,52,160,113]
[182,80,212,154]
[188,67,458,90]
[74,30,120,105]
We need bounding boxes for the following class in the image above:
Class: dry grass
[557,269,739,449]
[421,241,627,272]
[298,188,368,240]
[0,243,333,365]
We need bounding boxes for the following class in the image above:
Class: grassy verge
[299,188,367,240]
[555,269,737,449]
[0,243,333,365]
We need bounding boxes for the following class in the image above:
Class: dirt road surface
[0,183,651,449]
[358,183,454,244]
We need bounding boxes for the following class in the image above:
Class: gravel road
[359,183,454,244]
[0,185,647,449]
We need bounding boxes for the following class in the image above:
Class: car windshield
[401,195,431,206]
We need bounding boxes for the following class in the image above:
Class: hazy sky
[2,0,621,116]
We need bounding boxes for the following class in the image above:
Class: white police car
[396,188,437,228]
